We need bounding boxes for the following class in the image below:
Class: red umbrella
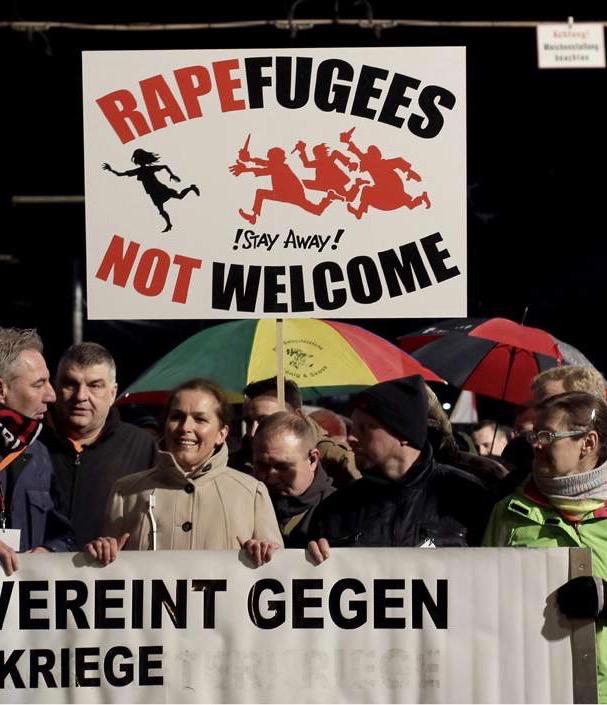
[398,318,562,405]
[399,318,597,368]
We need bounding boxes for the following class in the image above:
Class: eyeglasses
[525,429,588,447]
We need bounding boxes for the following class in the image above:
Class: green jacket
[484,482,607,702]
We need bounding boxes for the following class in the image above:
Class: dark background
[2,1,606,408]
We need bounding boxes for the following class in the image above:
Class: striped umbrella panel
[413,335,559,405]
[121,319,443,405]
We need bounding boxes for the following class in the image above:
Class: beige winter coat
[103,443,283,550]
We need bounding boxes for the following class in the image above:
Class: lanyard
[0,449,23,473]
[0,485,5,530]
[0,448,26,531]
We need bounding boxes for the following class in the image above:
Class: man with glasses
[484,391,607,701]
[524,427,591,447]
[499,365,606,497]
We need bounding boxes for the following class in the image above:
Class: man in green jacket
[484,390,607,702]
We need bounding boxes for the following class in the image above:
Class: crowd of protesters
[2,326,607,698]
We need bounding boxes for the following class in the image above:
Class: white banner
[0,548,578,703]
[83,47,466,319]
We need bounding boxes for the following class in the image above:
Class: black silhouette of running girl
[102,149,200,232]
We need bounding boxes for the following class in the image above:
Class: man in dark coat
[0,327,74,575]
[307,375,494,562]
[43,342,157,549]
[251,411,335,548]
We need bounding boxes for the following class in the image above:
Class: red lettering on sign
[140,75,187,131]
[95,235,141,285]
[96,91,152,144]
[96,236,201,304]
[172,254,203,303]
[174,66,213,119]
[133,249,171,296]
[212,59,246,112]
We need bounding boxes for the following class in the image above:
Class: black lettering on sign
[0,650,25,688]
[292,579,324,629]
[29,650,56,688]
[276,57,312,109]
[104,646,134,687]
[151,580,187,629]
[19,582,49,630]
[60,648,70,688]
[328,578,367,629]
[191,580,228,628]
[412,579,448,628]
[212,263,261,312]
[420,232,461,283]
[139,646,164,686]
[373,579,406,629]
[132,579,144,629]
[55,580,89,629]
[95,580,125,629]
[313,262,346,310]
[314,59,353,113]
[289,266,314,312]
[378,73,422,128]
[409,85,456,139]
[244,57,273,109]
[351,65,388,120]
[75,647,100,687]
[247,579,285,629]
[378,243,432,295]
[263,267,288,313]
[0,582,14,629]
[347,256,383,304]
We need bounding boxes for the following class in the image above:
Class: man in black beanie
[307,375,494,562]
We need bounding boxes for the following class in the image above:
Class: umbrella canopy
[398,317,562,405]
[552,338,601,372]
[398,318,487,353]
[399,318,598,368]
[120,319,444,405]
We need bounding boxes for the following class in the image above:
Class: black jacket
[497,434,534,498]
[271,463,336,547]
[42,408,157,548]
[1,440,75,552]
[308,443,493,548]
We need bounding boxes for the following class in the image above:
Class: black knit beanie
[353,375,429,450]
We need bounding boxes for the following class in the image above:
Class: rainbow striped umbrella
[120,319,443,404]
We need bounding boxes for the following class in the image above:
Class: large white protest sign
[82,47,466,319]
[0,547,582,703]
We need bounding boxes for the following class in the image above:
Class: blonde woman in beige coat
[85,378,283,565]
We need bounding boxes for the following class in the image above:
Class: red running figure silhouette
[229,136,342,225]
[292,141,369,203]
[340,128,431,220]
[102,149,200,233]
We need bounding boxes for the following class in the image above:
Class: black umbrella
[398,317,561,405]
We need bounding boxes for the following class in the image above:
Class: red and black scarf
[0,405,42,457]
